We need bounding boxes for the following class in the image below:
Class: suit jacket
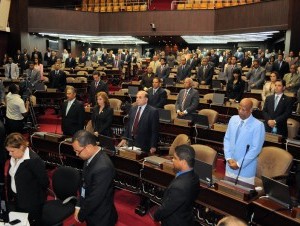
[241,57,252,68]
[4,63,19,79]
[48,70,67,92]
[283,73,300,93]
[48,56,58,66]
[197,65,214,86]
[124,105,159,152]
[224,115,265,179]
[20,60,29,74]
[175,88,199,119]
[272,60,290,79]
[246,66,266,89]
[258,57,269,67]
[44,51,51,63]
[79,56,87,64]
[141,73,156,89]
[187,58,200,70]
[113,59,123,69]
[7,149,49,216]
[263,94,293,137]
[149,61,161,73]
[78,151,117,226]
[147,87,167,109]
[154,170,199,226]
[61,99,85,136]
[25,68,41,87]
[224,64,242,82]
[92,106,113,137]
[176,65,191,82]
[88,80,109,106]
[31,51,43,61]
[156,65,170,79]
[65,57,77,68]
[226,79,245,102]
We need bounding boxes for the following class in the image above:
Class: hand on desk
[74,208,80,223]
[117,139,127,147]
[177,111,185,117]
[267,120,276,128]
[150,147,156,154]
[228,159,239,170]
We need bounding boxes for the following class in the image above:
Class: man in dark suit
[61,86,85,136]
[141,66,156,90]
[48,63,67,92]
[20,55,30,74]
[258,52,269,67]
[147,78,167,109]
[73,130,118,226]
[187,53,200,70]
[44,47,52,65]
[272,53,290,79]
[197,57,214,86]
[154,144,199,226]
[175,78,199,120]
[118,90,159,153]
[176,58,191,82]
[31,47,43,62]
[65,53,77,68]
[113,55,123,70]
[263,80,293,138]
[88,71,109,106]
[155,58,170,80]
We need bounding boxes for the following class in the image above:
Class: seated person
[91,92,113,137]
[226,68,245,102]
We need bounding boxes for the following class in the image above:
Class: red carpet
[150,0,173,10]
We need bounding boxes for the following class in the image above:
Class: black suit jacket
[241,57,252,68]
[65,57,77,68]
[124,105,159,152]
[258,57,269,67]
[226,79,245,102]
[48,70,67,92]
[272,60,290,79]
[147,87,167,109]
[176,65,191,82]
[61,99,85,136]
[197,65,214,86]
[88,80,109,106]
[31,51,43,61]
[263,94,293,137]
[141,73,156,89]
[7,150,49,217]
[78,151,117,226]
[154,170,199,226]
[156,65,170,79]
[92,106,113,137]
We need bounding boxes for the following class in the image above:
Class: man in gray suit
[175,78,199,120]
[4,57,19,79]
[20,61,41,99]
[244,59,266,90]
[224,56,242,82]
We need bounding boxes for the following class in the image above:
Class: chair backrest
[74,76,87,83]
[164,104,176,121]
[198,109,219,126]
[248,97,260,109]
[66,77,75,83]
[203,93,214,101]
[169,134,190,156]
[109,98,122,110]
[165,88,171,97]
[287,118,300,139]
[76,70,88,76]
[191,144,217,169]
[256,146,293,179]
[85,120,94,133]
[52,166,81,201]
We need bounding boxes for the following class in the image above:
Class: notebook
[191,113,210,129]
[98,135,118,154]
[193,159,215,186]
[128,86,139,97]
[211,93,225,105]
[261,175,294,209]
[158,109,172,123]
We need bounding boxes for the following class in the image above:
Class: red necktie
[132,107,141,136]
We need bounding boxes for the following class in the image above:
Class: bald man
[118,91,159,153]
[217,216,247,226]
[224,98,265,185]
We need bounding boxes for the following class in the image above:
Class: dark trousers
[5,118,24,135]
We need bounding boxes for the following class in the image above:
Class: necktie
[235,120,244,143]
[153,89,156,95]
[66,101,72,115]
[182,65,185,70]
[9,64,11,78]
[203,66,206,74]
[181,89,188,111]
[95,82,98,88]
[274,95,279,111]
[115,61,118,68]
[132,107,141,136]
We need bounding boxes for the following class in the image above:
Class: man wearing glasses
[72,130,118,226]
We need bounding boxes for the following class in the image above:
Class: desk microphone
[235,144,250,185]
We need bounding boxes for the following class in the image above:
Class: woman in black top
[226,68,245,102]
[92,91,113,137]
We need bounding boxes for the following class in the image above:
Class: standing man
[149,55,161,74]
[197,57,214,87]
[244,59,266,90]
[155,58,170,80]
[283,64,300,94]
[88,71,109,106]
[61,86,85,136]
[140,66,155,91]
[224,98,265,185]
[263,80,293,138]
[224,56,242,82]
[4,57,19,79]
[154,144,199,226]
[73,130,118,226]
[272,53,290,79]
[147,78,167,109]
[175,78,199,120]
[48,63,67,92]
[65,53,77,69]
[118,91,159,153]
[176,57,191,82]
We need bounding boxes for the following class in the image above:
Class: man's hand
[228,159,239,170]
[267,120,276,128]
[74,208,80,223]
[177,111,185,117]
[117,139,127,147]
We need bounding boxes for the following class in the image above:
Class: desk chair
[42,167,80,226]
[166,134,190,156]
[85,119,94,133]
[164,104,177,121]
[198,109,219,126]
[109,98,122,111]
[191,144,217,168]
[287,118,300,139]
[255,146,293,187]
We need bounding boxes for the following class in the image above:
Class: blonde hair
[5,133,29,148]
[96,91,110,107]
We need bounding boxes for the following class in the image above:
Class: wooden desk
[252,198,300,226]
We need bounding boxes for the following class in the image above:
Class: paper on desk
[6,212,29,226]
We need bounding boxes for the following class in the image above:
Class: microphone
[235,144,250,185]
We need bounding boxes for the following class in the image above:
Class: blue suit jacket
[224,115,265,178]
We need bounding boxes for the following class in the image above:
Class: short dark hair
[175,144,195,168]
[28,61,34,65]
[8,84,19,94]
[276,79,286,87]
[92,70,100,76]
[72,130,97,146]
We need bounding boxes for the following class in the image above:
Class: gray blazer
[246,66,266,89]
[25,68,41,87]
[175,88,199,118]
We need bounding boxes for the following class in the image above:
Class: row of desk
[30,135,300,226]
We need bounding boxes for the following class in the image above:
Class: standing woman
[92,92,113,137]
[261,71,279,107]
[33,57,44,80]
[226,68,245,102]
[5,133,49,226]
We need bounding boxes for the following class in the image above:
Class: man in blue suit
[224,98,265,185]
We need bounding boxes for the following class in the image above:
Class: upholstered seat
[198,109,219,126]
[191,144,217,168]
[287,118,300,139]
[85,120,94,133]
[109,98,122,111]
[164,104,177,121]
[168,134,191,156]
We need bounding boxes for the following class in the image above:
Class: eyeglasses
[74,146,87,156]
